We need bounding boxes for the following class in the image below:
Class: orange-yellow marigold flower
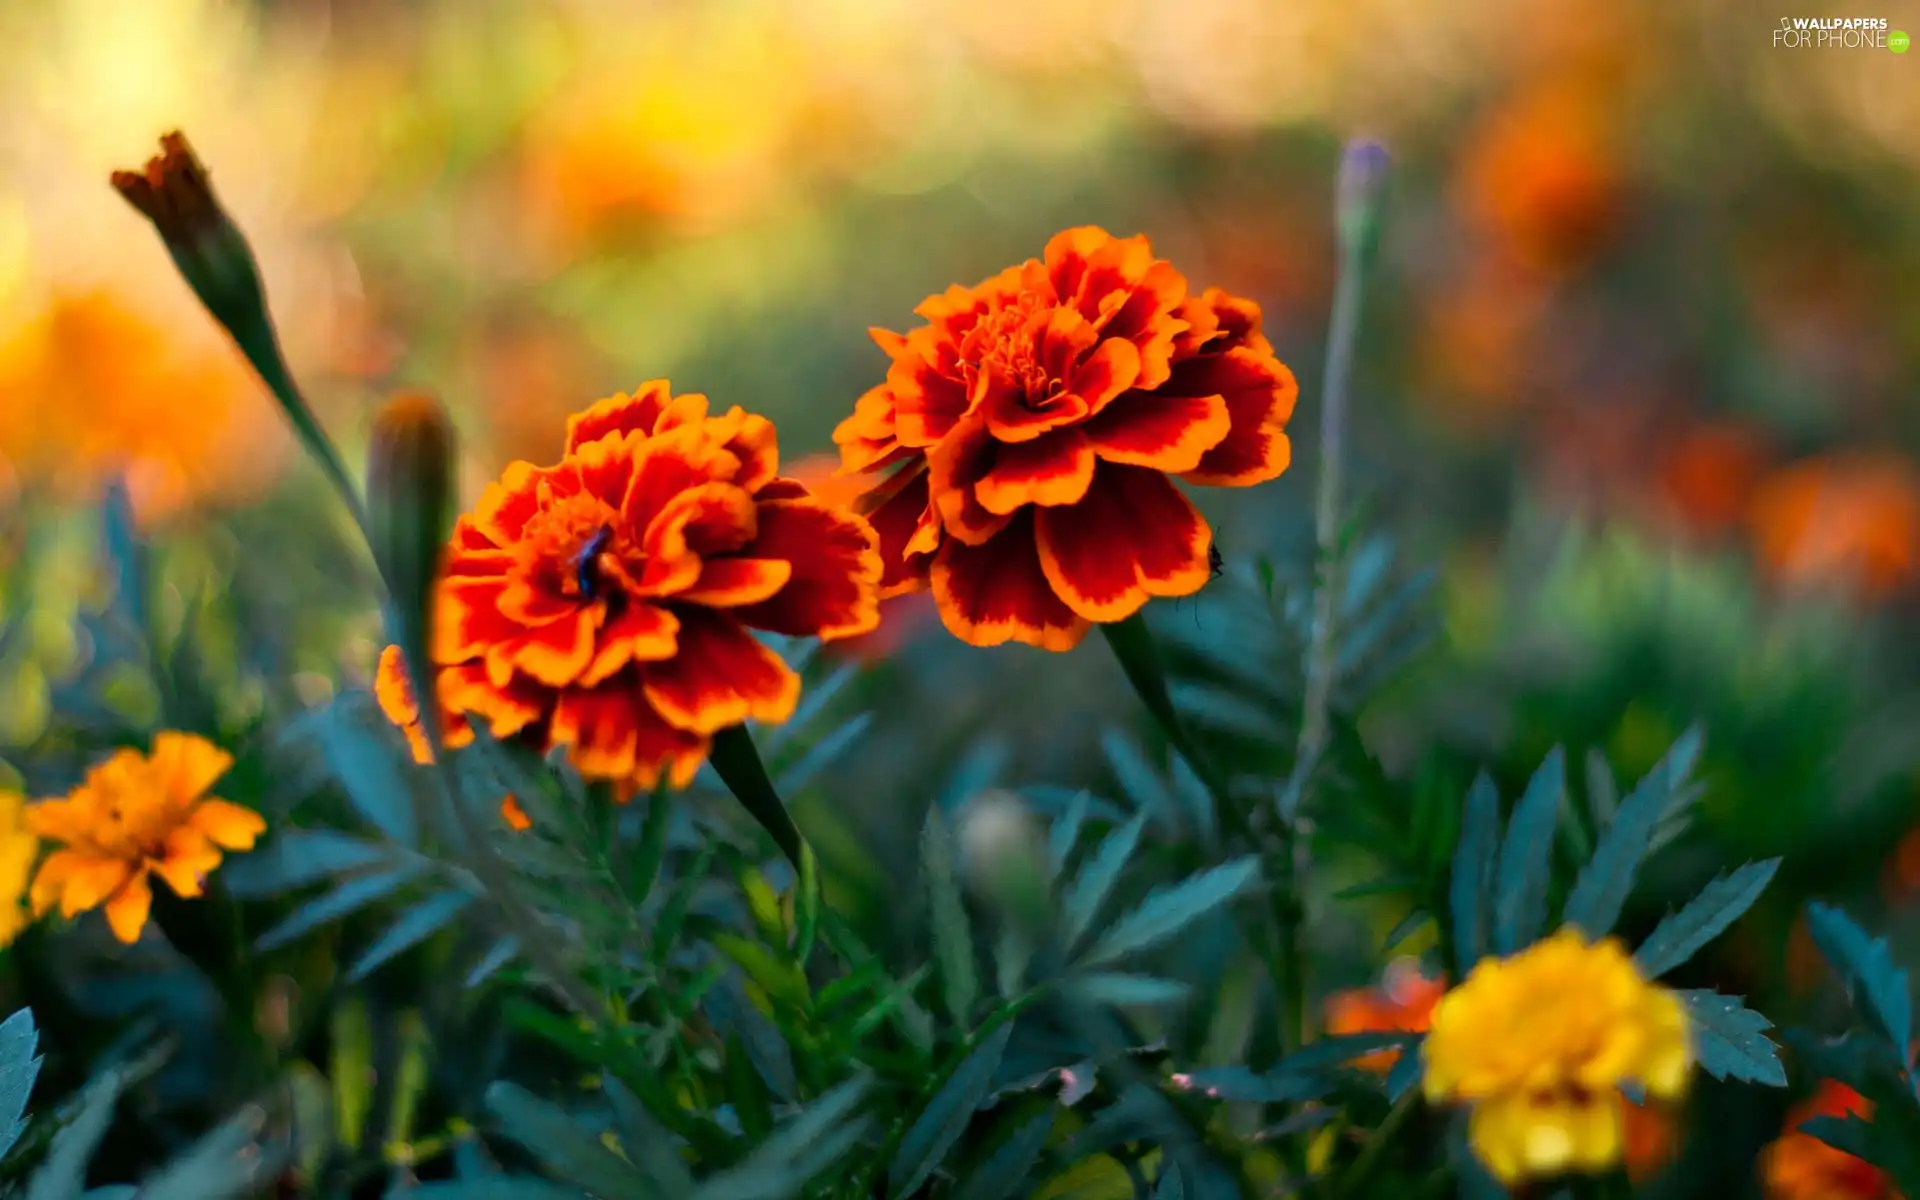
[0,794,39,949]
[376,383,883,792]
[1422,928,1691,1187]
[1763,1081,1900,1199]
[1749,453,1920,599]
[1324,958,1446,1072]
[26,733,265,944]
[834,226,1297,651]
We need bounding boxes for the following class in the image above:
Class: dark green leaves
[888,1023,1014,1198]
[1678,991,1786,1086]
[1562,728,1702,939]
[483,1082,662,1198]
[1806,902,1913,1053]
[1634,859,1781,979]
[0,1008,41,1160]
[1449,773,1500,975]
[1078,858,1261,970]
[923,807,978,1028]
[1491,747,1564,956]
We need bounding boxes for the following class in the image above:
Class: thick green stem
[229,311,370,539]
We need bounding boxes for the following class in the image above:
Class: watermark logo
[1773,16,1899,48]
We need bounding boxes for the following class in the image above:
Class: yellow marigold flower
[1422,928,1691,1186]
[27,733,266,944]
[0,794,39,949]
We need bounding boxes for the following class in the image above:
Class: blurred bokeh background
[5,0,1920,1110]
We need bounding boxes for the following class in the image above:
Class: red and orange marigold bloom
[375,383,883,793]
[1323,958,1446,1072]
[1762,1081,1901,1199]
[833,226,1297,651]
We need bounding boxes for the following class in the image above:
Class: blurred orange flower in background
[836,226,1296,651]
[1323,957,1444,1071]
[0,290,271,521]
[1762,1081,1900,1199]
[377,383,882,794]
[1748,454,1920,598]
[1656,421,1772,538]
[1455,78,1626,279]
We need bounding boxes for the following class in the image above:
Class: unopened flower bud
[1336,139,1391,264]
[112,132,269,345]
[957,790,1049,926]
[367,392,456,711]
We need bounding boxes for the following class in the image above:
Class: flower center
[964,298,1068,412]
[520,494,625,601]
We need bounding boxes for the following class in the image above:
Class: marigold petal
[929,416,1015,546]
[472,461,550,546]
[643,481,758,569]
[1082,391,1230,472]
[929,513,1090,651]
[372,645,422,729]
[495,606,600,688]
[500,795,532,831]
[975,429,1095,515]
[548,679,710,788]
[103,870,153,944]
[441,662,542,740]
[642,610,801,734]
[149,731,233,805]
[29,849,89,916]
[435,575,516,660]
[717,407,780,494]
[731,498,885,640]
[857,468,936,598]
[57,856,134,917]
[1068,336,1143,418]
[892,332,974,448]
[620,426,744,537]
[1035,465,1211,622]
[1176,348,1298,487]
[23,798,88,846]
[679,558,794,607]
[834,383,905,475]
[564,381,675,454]
[189,798,267,850]
[153,827,221,897]
[579,602,681,686]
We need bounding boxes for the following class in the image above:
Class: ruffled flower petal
[1035,465,1212,623]
[930,513,1090,651]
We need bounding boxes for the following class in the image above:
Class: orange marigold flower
[26,733,265,944]
[834,226,1297,651]
[1763,1081,1901,1199]
[1621,1093,1679,1183]
[1749,453,1920,599]
[376,383,883,792]
[1454,79,1624,278]
[369,653,532,833]
[1324,958,1446,1072]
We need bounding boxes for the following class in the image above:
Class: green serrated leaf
[952,1109,1054,1200]
[134,1105,280,1200]
[255,863,429,952]
[1450,774,1500,975]
[651,846,715,969]
[1562,732,1703,939]
[1154,1164,1186,1200]
[318,696,420,847]
[27,1068,124,1200]
[924,808,979,1029]
[1102,732,1179,835]
[347,889,476,983]
[1492,747,1564,955]
[1172,1066,1328,1105]
[698,1077,871,1200]
[1061,810,1148,954]
[1806,902,1913,1053]
[1070,974,1191,1008]
[1634,859,1780,979]
[794,842,821,964]
[0,1008,41,1160]
[1678,990,1786,1086]
[603,1077,697,1195]
[220,830,393,897]
[1079,859,1261,970]
[483,1082,649,1197]
[889,1023,1015,1198]
[1048,790,1091,887]
[712,933,808,1011]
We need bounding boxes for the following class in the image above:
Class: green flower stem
[229,310,370,540]
[1327,1085,1421,1199]
[708,723,807,872]
[1100,613,1304,1051]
